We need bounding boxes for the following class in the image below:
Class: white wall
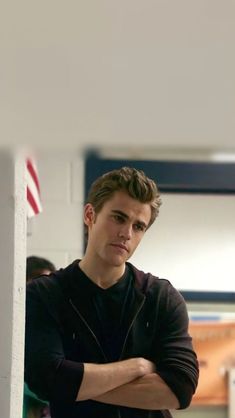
[131,193,235,292]
[27,149,85,268]
[1,0,235,150]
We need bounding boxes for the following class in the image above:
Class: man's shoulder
[127,262,172,291]
[26,260,81,325]
[26,260,78,303]
[128,262,184,304]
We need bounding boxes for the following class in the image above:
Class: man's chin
[106,255,128,268]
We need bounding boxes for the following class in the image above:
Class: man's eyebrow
[111,210,147,229]
[111,209,128,219]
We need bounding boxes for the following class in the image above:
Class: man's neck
[78,258,126,289]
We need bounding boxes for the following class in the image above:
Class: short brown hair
[86,166,161,228]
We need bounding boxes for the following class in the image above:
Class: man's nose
[118,224,132,240]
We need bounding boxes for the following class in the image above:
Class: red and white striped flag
[26,157,43,218]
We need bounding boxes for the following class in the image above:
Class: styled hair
[86,166,161,229]
[26,255,56,282]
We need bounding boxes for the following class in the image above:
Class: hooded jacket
[25,260,199,418]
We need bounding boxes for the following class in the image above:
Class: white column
[0,150,26,418]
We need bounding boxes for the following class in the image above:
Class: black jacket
[25,260,199,418]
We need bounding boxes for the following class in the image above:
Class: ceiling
[1,1,235,150]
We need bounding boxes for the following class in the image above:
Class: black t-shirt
[76,264,135,361]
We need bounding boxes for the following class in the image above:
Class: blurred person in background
[24,256,56,418]
[26,256,56,283]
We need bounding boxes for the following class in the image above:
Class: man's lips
[110,243,129,252]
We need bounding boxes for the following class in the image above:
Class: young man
[25,167,199,418]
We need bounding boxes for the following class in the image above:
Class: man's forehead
[103,192,151,222]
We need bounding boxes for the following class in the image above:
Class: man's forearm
[76,358,155,401]
[93,373,180,410]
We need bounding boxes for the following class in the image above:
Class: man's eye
[134,224,145,232]
[113,214,124,222]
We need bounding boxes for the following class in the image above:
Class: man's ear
[84,203,95,226]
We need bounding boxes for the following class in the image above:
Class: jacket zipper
[119,295,146,360]
[69,298,108,362]
[117,295,146,418]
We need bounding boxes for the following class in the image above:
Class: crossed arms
[76,358,180,410]
[25,280,199,410]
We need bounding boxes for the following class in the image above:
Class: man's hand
[138,358,156,375]
[76,357,155,401]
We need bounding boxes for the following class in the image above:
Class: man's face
[84,190,152,268]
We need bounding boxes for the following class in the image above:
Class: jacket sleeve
[25,281,84,403]
[154,282,199,409]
